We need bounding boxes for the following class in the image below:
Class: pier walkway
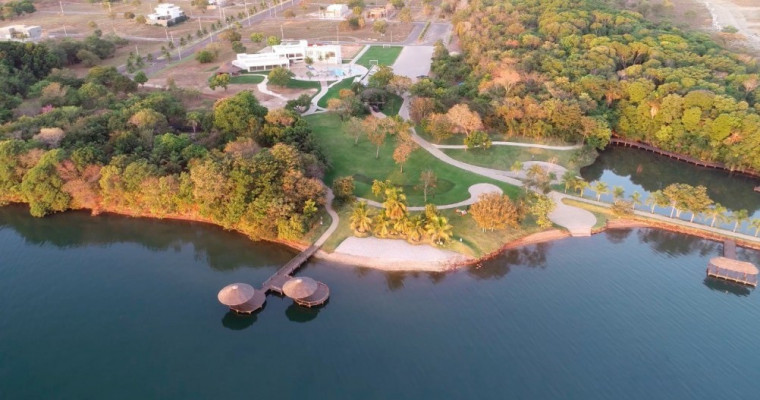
[610,138,759,178]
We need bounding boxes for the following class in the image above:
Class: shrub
[124,11,135,19]
[195,49,216,63]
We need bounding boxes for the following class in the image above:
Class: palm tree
[574,180,589,197]
[629,191,642,211]
[425,215,453,245]
[612,186,625,201]
[373,212,392,237]
[405,215,425,242]
[187,111,202,134]
[706,203,728,227]
[349,201,372,234]
[730,209,749,232]
[383,187,408,221]
[561,170,576,193]
[591,181,609,202]
[750,218,760,237]
[645,190,669,214]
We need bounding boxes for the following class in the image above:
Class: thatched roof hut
[282,277,318,299]
[217,283,256,306]
[217,62,241,76]
[707,257,759,287]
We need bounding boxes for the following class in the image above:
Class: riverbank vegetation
[0,41,326,243]
[414,0,760,172]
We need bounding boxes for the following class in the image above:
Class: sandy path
[359,183,502,210]
[698,0,760,49]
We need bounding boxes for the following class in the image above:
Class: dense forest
[0,41,326,242]
[414,0,760,172]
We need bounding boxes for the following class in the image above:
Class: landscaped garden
[305,113,520,206]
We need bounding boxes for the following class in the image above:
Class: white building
[0,25,41,42]
[232,40,343,72]
[272,40,342,65]
[322,4,349,19]
[232,53,290,72]
[147,4,186,26]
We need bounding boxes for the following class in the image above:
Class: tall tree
[469,192,519,231]
[418,169,437,202]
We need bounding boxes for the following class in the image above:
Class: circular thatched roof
[282,277,318,299]
[218,283,256,306]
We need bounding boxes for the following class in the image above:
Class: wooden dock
[223,245,326,314]
[610,138,760,179]
[705,239,759,287]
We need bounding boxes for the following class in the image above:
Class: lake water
[581,146,760,234]
[2,205,760,399]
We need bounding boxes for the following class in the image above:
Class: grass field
[442,145,597,175]
[286,79,321,90]
[382,94,403,116]
[229,75,265,84]
[306,113,520,206]
[317,77,355,108]
[355,46,403,68]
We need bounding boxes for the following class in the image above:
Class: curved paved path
[434,142,583,151]
[548,192,595,237]
[359,183,503,210]
[314,188,339,247]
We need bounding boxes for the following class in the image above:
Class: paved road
[314,188,339,247]
[434,142,583,150]
[392,45,434,80]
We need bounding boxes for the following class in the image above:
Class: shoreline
[3,202,758,273]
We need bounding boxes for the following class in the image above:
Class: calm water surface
[582,146,760,233]
[2,205,760,399]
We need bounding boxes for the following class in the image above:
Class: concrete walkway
[359,183,503,210]
[566,195,760,243]
[257,76,287,101]
[315,188,339,247]
[434,142,583,151]
[548,192,595,237]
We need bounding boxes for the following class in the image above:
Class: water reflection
[221,311,257,330]
[581,146,760,215]
[470,243,552,279]
[636,228,719,257]
[605,228,633,244]
[285,303,320,323]
[702,277,753,297]
[0,205,294,271]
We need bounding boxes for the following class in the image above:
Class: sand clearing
[698,0,760,49]
[332,237,469,271]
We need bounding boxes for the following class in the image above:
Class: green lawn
[286,78,321,90]
[442,145,596,174]
[317,77,355,108]
[355,46,403,68]
[382,94,403,116]
[229,75,265,84]
[306,113,520,206]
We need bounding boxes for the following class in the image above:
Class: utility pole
[165,26,169,41]
[280,24,284,40]
[198,15,202,31]
[59,0,64,16]
[135,45,139,56]
[62,25,68,37]
[170,31,174,45]
[336,24,339,44]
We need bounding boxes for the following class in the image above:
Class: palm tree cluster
[349,181,454,245]
[571,179,760,235]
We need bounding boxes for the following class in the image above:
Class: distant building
[0,25,41,42]
[273,40,342,64]
[232,40,342,72]
[366,3,395,20]
[232,53,290,72]
[322,4,349,19]
[146,4,187,27]
[206,0,228,10]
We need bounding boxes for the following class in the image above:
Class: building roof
[282,277,318,299]
[709,257,759,275]
[326,4,348,10]
[217,283,256,306]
